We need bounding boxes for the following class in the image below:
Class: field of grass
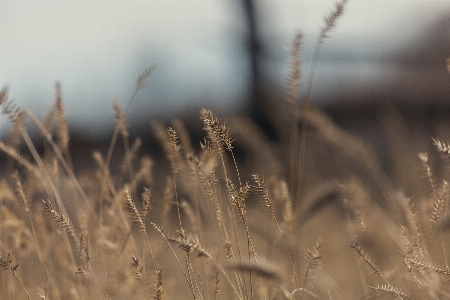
[1,1,450,299]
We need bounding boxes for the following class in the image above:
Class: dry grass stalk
[5,108,81,251]
[281,287,321,300]
[355,209,367,233]
[151,222,197,298]
[120,137,141,180]
[302,239,323,291]
[0,250,31,300]
[351,241,383,278]
[0,88,7,104]
[298,0,349,188]
[43,99,56,133]
[433,138,450,159]
[127,154,153,195]
[55,82,70,157]
[1,94,23,123]
[155,125,185,236]
[400,225,428,283]
[154,268,164,300]
[199,110,255,296]
[167,234,212,259]
[137,64,157,91]
[397,196,431,266]
[226,178,256,297]
[141,187,152,220]
[429,180,449,227]
[166,127,182,175]
[252,174,272,210]
[105,65,156,173]
[5,113,24,165]
[404,257,450,279]
[214,269,220,300]
[201,109,233,154]
[228,180,250,226]
[195,157,232,262]
[113,101,129,139]
[318,0,348,43]
[228,260,279,282]
[269,178,295,241]
[10,172,63,298]
[131,255,151,300]
[113,101,136,184]
[285,32,303,207]
[21,108,94,217]
[298,0,349,211]
[93,150,115,207]
[42,199,79,246]
[125,189,156,271]
[38,292,50,300]
[418,152,437,198]
[12,171,30,213]
[161,177,175,219]
[351,241,405,300]
[369,284,408,299]
[0,141,43,182]
[253,174,299,287]
[285,32,303,105]
[201,109,241,190]
[173,119,194,157]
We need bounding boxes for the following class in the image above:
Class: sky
[1,0,450,137]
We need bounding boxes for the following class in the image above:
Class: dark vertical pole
[241,0,263,122]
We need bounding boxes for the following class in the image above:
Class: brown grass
[1,2,450,299]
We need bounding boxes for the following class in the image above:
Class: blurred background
[1,0,450,140]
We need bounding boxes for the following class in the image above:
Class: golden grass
[1,2,450,299]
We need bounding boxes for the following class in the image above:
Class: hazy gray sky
[1,0,449,136]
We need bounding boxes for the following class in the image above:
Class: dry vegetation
[1,1,450,299]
